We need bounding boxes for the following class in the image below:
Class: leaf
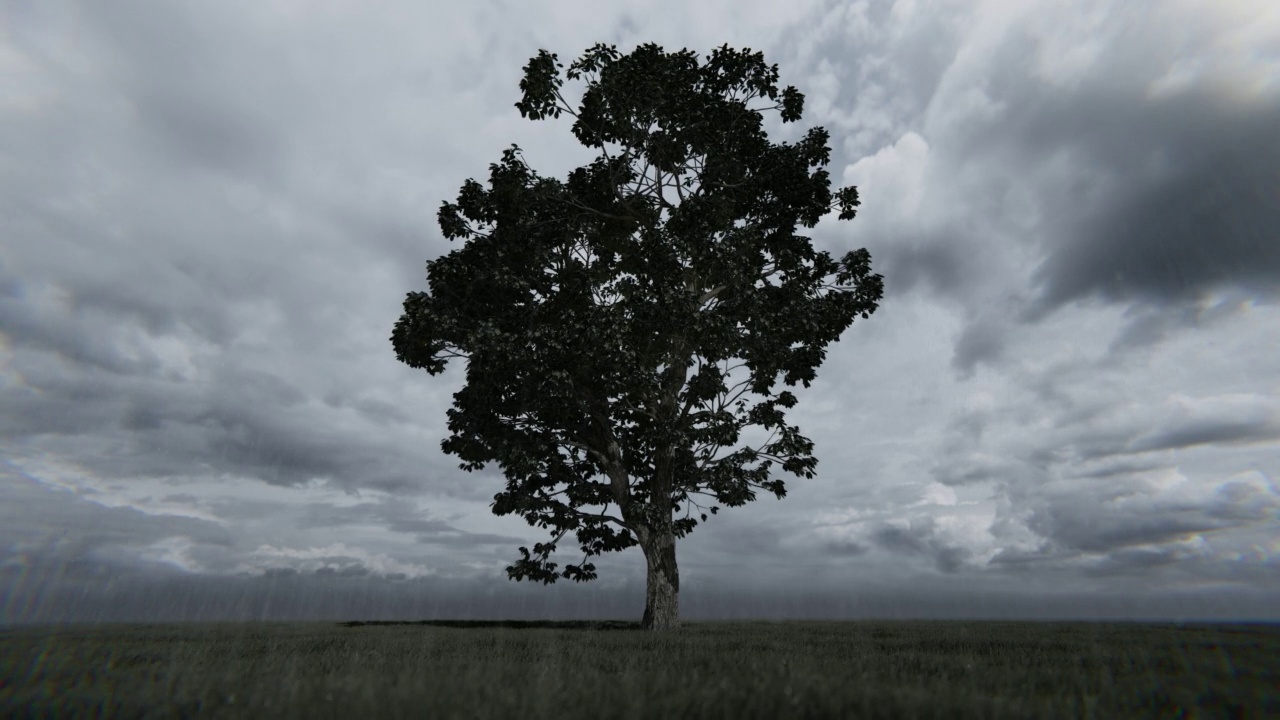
[392,41,884,590]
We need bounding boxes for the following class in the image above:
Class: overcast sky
[2,0,1278,625]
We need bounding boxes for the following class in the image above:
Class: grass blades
[2,620,1276,718]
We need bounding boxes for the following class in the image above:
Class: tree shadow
[337,619,643,631]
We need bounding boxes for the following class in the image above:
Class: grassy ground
[1,619,1276,718]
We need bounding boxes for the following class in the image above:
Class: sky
[2,0,1278,625]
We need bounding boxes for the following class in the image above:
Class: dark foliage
[392,42,883,585]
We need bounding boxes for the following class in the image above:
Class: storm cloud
[2,0,1277,623]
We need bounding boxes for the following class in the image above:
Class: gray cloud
[950,313,1009,378]
[1023,106,1280,320]
[295,499,528,548]
[877,238,972,303]
[1,0,1277,623]
[68,0,301,182]
[1129,415,1280,454]
[0,471,235,575]
[1207,479,1280,523]
[870,517,971,574]
[0,346,439,493]
[811,0,1280,379]
[1106,290,1261,354]
[823,539,869,556]
[1026,498,1231,556]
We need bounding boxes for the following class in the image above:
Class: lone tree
[392,43,883,630]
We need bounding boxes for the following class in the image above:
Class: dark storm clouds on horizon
[1,0,1278,624]
[8,553,1280,626]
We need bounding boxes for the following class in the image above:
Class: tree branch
[695,424,781,471]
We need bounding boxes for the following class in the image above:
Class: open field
[2,619,1277,718]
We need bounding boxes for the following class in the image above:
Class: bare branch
[563,503,631,530]
[550,86,581,119]
[698,284,728,307]
[561,439,610,467]
[695,424,781,471]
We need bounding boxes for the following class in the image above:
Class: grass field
[2,619,1277,718]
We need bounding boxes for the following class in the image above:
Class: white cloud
[915,482,959,507]
[842,131,930,219]
[245,542,437,579]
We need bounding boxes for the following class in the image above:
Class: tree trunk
[638,525,680,630]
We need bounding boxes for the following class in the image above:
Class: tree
[391,43,884,630]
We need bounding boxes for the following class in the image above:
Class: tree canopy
[392,42,883,628]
